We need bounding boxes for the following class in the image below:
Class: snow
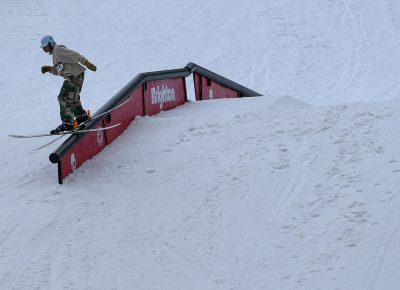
[1,0,400,289]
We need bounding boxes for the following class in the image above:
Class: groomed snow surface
[1,1,400,289]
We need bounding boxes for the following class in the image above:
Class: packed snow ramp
[49,63,261,184]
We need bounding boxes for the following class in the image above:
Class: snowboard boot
[50,124,74,135]
[75,114,90,129]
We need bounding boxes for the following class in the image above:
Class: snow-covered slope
[1,1,400,289]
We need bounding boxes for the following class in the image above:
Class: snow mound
[268,95,312,111]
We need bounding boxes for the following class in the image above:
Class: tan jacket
[50,44,86,78]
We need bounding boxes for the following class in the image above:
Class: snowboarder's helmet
[40,35,55,48]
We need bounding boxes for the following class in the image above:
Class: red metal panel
[104,86,144,144]
[54,69,192,184]
[60,122,107,181]
[59,87,145,182]
[201,78,239,100]
[193,73,202,101]
[144,78,187,116]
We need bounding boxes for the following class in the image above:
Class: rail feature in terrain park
[186,63,262,100]
[49,63,261,184]
[49,68,190,184]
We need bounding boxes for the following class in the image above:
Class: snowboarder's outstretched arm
[41,44,97,75]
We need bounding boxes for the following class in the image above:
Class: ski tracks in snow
[231,100,400,289]
[371,208,400,290]
[2,97,400,289]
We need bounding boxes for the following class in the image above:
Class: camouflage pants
[58,73,87,126]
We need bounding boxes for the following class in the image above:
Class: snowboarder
[40,35,97,134]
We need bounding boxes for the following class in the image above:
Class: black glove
[41,66,51,74]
